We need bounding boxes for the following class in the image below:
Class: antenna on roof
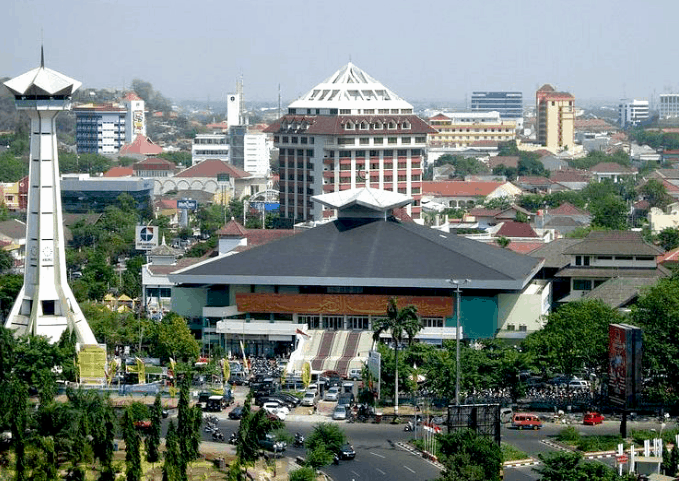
[40,28,45,68]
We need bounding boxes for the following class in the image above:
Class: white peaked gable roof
[5,61,81,97]
[289,62,412,111]
[312,187,412,218]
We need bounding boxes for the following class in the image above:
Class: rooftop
[422,180,504,197]
[563,230,662,256]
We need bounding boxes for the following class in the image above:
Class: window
[282,136,288,143]
[384,150,393,158]
[616,256,633,260]
[307,149,314,157]
[401,137,411,144]
[355,150,366,158]
[374,137,383,145]
[402,121,411,129]
[291,136,298,144]
[340,109,351,115]
[348,316,369,330]
[360,137,370,145]
[388,121,397,129]
[301,137,307,144]
[636,256,654,261]
[360,121,369,130]
[519,324,527,332]
[598,256,612,260]
[575,255,582,266]
[323,316,344,330]
[573,279,593,291]
[373,121,383,130]
[397,150,407,158]
[506,324,515,331]
[583,256,590,266]
[388,137,397,144]
[300,315,320,329]
[345,122,355,130]
[421,317,444,328]
[369,150,379,157]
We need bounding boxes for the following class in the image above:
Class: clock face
[42,246,53,258]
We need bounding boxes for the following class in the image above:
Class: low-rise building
[422,180,521,209]
[428,111,516,149]
[589,162,638,182]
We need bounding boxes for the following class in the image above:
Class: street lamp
[448,279,470,405]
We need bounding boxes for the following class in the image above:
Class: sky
[4,0,678,107]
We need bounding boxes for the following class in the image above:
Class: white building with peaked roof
[265,63,435,222]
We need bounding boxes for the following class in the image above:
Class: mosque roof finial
[40,45,44,68]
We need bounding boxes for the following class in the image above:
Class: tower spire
[40,45,44,68]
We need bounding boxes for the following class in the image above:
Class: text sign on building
[78,343,107,385]
[608,323,643,409]
[177,199,197,210]
[135,225,159,251]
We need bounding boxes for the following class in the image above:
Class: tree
[589,194,627,230]
[162,421,181,481]
[372,298,422,414]
[522,300,623,379]
[658,228,679,251]
[288,466,316,481]
[122,408,142,481]
[533,451,634,481]
[0,249,12,273]
[639,179,673,210]
[176,377,195,473]
[305,441,335,470]
[437,429,502,481]
[305,423,347,456]
[495,236,511,248]
[518,156,548,177]
[146,392,162,463]
[152,312,200,363]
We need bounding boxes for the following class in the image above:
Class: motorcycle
[404,421,414,432]
[293,433,305,447]
[333,454,340,465]
[212,431,224,442]
[229,432,238,445]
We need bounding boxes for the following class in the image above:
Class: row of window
[433,128,514,133]
[574,255,655,266]
[297,314,443,330]
[280,149,315,157]
[344,120,411,131]
[288,108,413,115]
[276,136,315,144]
[330,137,427,146]
[330,149,423,158]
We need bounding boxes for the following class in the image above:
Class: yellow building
[428,111,516,148]
[536,84,575,152]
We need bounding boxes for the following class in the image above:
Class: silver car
[324,387,340,401]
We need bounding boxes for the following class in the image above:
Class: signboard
[135,225,159,251]
[608,323,643,408]
[367,350,381,399]
[177,199,197,210]
[616,454,629,464]
[78,344,107,385]
[447,404,502,445]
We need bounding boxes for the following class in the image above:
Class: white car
[300,391,317,407]
[324,387,340,401]
[332,405,347,420]
[263,402,289,421]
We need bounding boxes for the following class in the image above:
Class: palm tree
[372,298,422,415]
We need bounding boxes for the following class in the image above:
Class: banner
[78,344,107,385]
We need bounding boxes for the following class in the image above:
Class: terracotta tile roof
[155,199,177,209]
[574,118,617,131]
[147,257,203,276]
[174,159,251,179]
[217,220,249,237]
[488,156,519,169]
[633,199,650,210]
[468,207,502,217]
[133,157,175,171]
[504,241,545,254]
[659,247,679,264]
[392,207,415,223]
[429,114,450,120]
[120,135,163,155]
[264,114,436,136]
[549,202,589,216]
[549,170,591,183]
[422,181,504,197]
[103,166,134,177]
[590,162,637,173]
[123,92,142,101]
[516,176,552,185]
[495,221,539,238]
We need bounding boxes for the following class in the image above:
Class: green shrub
[557,426,580,444]
[576,435,623,452]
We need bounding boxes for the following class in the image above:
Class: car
[347,368,362,381]
[337,392,354,408]
[269,392,300,408]
[300,391,318,407]
[325,387,340,401]
[255,396,287,408]
[262,402,289,421]
[511,413,542,430]
[259,433,286,452]
[332,405,347,420]
[229,406,244,420]
[307,383,318,393]
[583,412,605,425]
[337,443,356,460]
[568,379,590,390]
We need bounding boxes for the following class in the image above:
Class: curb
[396,442,444,469]
[503,459,541,468]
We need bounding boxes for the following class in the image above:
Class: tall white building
[619,99,649,128]
[659,94,679,120]
[191,133,229,165]
[123,92,146,142]
[244,131,270,176]
[264,62,435,222]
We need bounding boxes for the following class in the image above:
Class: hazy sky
[4,0,677,106]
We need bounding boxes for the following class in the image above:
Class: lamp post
[449,279,470,405]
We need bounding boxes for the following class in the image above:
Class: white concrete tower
[3,51,97,344]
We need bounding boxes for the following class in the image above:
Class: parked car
[269,392,300,408]
[337,443,356,460]
[511,413,542,430]
[263,402,289,421]
[568,379,590,390]
[337,392,355,408]
[258,433,286,452]
[301,391,318,407]
[332,405,348,420]
[325,387,340,401]
[229,406,244,420]
[347,368,362,381]
[583,412,605,425]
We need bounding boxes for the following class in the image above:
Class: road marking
[370,452,385,458]
[351,470,360,477]
[376,468,386,475]
[404,465,416,473]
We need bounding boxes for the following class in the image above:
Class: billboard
[177,199,197,210]
[608,323,643,408]
[135,225,159,251]
[447,404,501,445]
[367,350,381,399]
[78,343,107,385]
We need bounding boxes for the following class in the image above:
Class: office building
[191,133,229,165]
[659,94,679,120]
[428,111,516,149]
[619,99,649,128]
[471,91,523,128]
[536,84,575,152]
[264,62,435,222]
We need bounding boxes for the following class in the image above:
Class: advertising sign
[177,199,198,210]
[135,225,159,251]
[78,344,107,385]
[608,323,643,408]
[367,350,381,399]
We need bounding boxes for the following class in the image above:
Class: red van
[512,413,542,430]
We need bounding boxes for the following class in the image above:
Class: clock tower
[3,50,97,344]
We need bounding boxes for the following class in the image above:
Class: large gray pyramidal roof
[289,62,412,111]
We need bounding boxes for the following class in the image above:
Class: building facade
[428,111,516,149]
[618,99,649,128]
[264,63,434,222]
[123,92,146,143]
[74,103,127,154]
[243,131,270,176]
[191,134,229,165]
[536,84,575,152]
[471,91,523,129]
[659,94,679,120]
